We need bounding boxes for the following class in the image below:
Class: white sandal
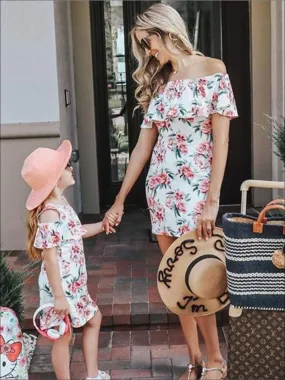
[86,370,110,380]
[200,361,227,379]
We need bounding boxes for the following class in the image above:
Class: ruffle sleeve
[34,221,65,249]
[210,74,238,119]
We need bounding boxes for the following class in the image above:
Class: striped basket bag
[223,201,285,379]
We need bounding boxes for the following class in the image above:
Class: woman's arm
[196,114,230,240]
[103,126,158,233]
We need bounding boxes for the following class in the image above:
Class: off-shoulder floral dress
[34,201,98,328]
[142,73,238,237]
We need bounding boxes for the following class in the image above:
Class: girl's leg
[82,310,102,378]
[51,330,72,380]
[195,315,225,379]
[156,235,203,380]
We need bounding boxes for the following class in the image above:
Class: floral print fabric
[34,202,98,328]
[142,73,238,237]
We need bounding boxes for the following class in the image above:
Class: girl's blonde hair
[26,203,44,260]
[131,3,201,112]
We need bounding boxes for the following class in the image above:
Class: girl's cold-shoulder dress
[141,73,238,237]
[34,201,98,328]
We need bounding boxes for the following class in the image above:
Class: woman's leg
[156,235,203,380]
[51,329,72,380]
[195,315,225,379]
[82,310,102,378]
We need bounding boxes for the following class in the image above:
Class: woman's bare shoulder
[204,57,227,75]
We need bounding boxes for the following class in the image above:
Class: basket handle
[266,199,285,206]
[253,204,285,233]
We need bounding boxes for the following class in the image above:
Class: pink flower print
[176,201,187,214]
[197,85,206,98]
[195,200,206,215]
[201,120,212,134]
[158,172,170,186]
[148,175,160,190]
[155,210,164,223]
[0,326,4,333]
[194,155,209,170]
[167,138,175,150]
[191,106,201,117]
[197,142,211,154]
[80,273,87,285]
[72,244,80,253]
[178,143,188,155]
[52,232,61,245]
[219,77,227,90]
[179,165,194,180]
[69,281,81,293]
[176,134,186,143]
[68,220,76,229]
[156,153,164,164]
[178,224,192,235]
[174,191,184,201]
[199,178,210,193]
[156,103,165,114]
[212,92,218,103]
[167,107,179,118]
[19,357,27,367]
[62,261,70,275]
[148,197,156,208]
[185,117,195,123]
[165,196,173,209]
[156,120,171,130]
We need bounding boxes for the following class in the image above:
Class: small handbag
[223,202,285,311]
[223,200,285,379]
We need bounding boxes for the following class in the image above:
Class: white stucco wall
[271,0,285,197]
[0,0,59,123]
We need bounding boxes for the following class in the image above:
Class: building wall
[271,0,285,198]
[0,0,79,250]
[70,1,100,214]
[250,1,273,205]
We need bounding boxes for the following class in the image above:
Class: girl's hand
[102,214,116,234]
[54,295,70,315]
[103,200,124,234]
[196,199,219,240]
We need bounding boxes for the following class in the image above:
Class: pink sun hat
[21,140,72,210]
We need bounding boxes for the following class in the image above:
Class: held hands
[102,200,124,234]
[196,199,219,240]
[54,295,70,315]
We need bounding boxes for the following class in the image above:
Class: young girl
[21,140,116,380]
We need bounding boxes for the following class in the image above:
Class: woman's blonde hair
[26,203,44,260]
[131,3,200,112]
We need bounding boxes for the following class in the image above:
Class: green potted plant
[262,115,285,166]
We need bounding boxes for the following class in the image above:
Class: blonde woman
[103,4,237,380]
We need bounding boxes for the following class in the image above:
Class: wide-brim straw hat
[21,140,72,210]
[157,227,230,316]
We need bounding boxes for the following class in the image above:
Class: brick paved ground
[5,209,229,330]
[4,209,231,379]
[29,326,228,379]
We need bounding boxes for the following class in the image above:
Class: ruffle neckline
[142,73,236,127]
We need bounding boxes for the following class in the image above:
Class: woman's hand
[54,295,70,315]
[103,200,124,234]
[196,199,219,240]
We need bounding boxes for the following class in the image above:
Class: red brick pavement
[29,326,228,379]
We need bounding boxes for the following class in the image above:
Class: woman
[103,4,237,380]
